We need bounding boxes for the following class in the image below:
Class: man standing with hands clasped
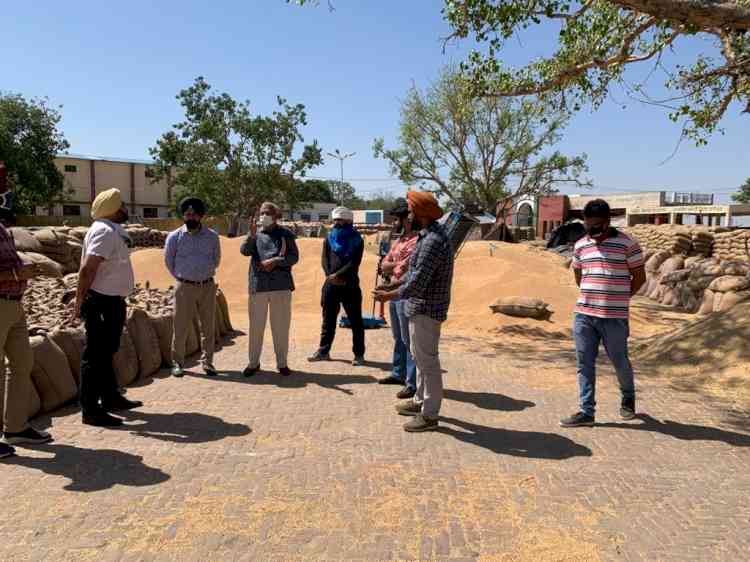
[240,202,299,378]
[374,191,453,432]
[165,197,222,378]
[560,199,646,428]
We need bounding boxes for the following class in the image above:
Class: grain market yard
[2,239,749,561]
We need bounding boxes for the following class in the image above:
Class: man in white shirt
[74,188,141,427]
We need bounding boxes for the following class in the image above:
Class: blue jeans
[574,313,635,417]
[390,300,417,390]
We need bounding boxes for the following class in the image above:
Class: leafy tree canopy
[0,93,70,214]
[732,177,750,203]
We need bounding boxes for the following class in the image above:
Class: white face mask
[259,214,274,229]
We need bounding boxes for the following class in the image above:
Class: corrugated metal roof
[57,153,155,165]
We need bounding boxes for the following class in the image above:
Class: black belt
[178,277,214,286]
[0,294,23,301]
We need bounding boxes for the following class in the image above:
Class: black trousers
[319,283,365,357]
[80,291,126,415]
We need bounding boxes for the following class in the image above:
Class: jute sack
[17,252,64,278]
[125,308,162,378]
[113,329,138,387]
[0,365,42,422]
[709,275,750,293]
[216,289,233,332]
[489,297,551,319]
[716,290,750,312]
[147,313,174,366]
[9,228,43,253]
[659,256,685,276]
[29,335,78,413]
[48,328,86,386]
[645,250,671,273]
[721,261,750,276]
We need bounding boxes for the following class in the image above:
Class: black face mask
[113,209,129,224]
[586,224,606,237]
[185,219,200,230]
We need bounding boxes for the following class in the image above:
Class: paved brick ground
[1,325,749,562]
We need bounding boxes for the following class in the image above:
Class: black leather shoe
[83,411,124,427]
[279,367,292,377]
[243,365,260,378]
[103,397,143,412]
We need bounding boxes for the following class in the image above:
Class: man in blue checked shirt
[374,191,454,433]
[165,197,221,378]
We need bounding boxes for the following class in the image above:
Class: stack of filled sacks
[9,227,79,275]
[19,277,235,420]
[123,224,168,248]
[640,256,750,313]
[690,229,715,257]
[626,225,693,255]
[712,230,750,261]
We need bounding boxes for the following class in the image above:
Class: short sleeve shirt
[83,220,135,297]
[572,230,644,319]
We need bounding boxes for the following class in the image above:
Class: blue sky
[2,1,748,202]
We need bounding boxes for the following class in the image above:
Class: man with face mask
[240,202,299,377]
[376,199,419,398]
[75,188,141,427]
[560,199,646,428]
[165,197,221,378]
[309,206,366,366]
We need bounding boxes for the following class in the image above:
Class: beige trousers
[248,290,292,369]
[0,300,33,433]
[409,314,444,420]
[172,280,216,367]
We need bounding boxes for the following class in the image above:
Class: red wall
[537,195,568,239]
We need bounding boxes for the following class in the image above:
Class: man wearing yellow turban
[74,188,141,427]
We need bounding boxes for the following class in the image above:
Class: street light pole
[326,149,355,206]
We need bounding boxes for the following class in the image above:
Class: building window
[64,165,77,173]
[143,207,159,218]
[300,213,312,222]
[144,167,155,178]
[318,214,329,221]
[63,205,81,216]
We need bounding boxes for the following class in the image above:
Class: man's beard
[113,210,129,224]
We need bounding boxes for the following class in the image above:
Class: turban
[388,198,409,218]
[331,206,354,221]
[407,191,443,222]
[179,197,206,216]
[91,188,123,220]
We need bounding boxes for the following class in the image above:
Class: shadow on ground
[444,389,535,412]
[121,411,251,444]
[598,414,750,446]
[5,443,170,492]
[192,369,377,396]
[439,417,592,460]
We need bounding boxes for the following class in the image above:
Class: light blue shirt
[164,225,221,282]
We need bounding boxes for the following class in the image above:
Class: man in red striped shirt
[560,199,646,428]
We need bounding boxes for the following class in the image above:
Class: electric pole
[326,149,355,206]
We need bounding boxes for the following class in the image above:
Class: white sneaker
[171,363,184,378]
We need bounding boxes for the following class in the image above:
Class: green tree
[150,77,322,232]
[732,177,750,204]
[443,0,750,145]
[373,67,588,212]
[293,179,337,204]
[0,93,70,214]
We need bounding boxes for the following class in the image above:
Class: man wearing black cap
[376,199,418,398]
[165,197,221,377]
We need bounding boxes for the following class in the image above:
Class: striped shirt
[572,230,644,319]
[165,224,221,283]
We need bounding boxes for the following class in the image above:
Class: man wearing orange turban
[374,191,454,432]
